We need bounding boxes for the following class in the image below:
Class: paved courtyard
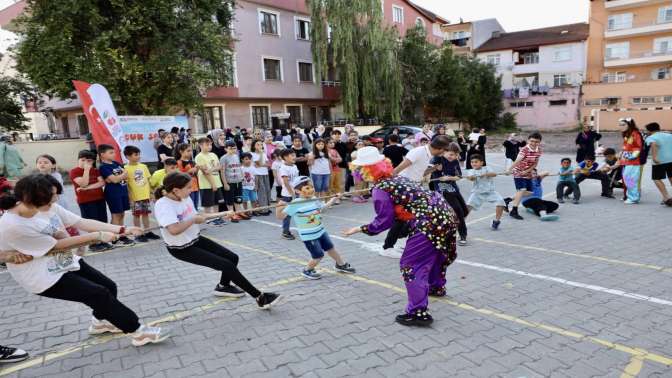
[1,152,671,378]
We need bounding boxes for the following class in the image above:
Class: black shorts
[652,162,672,180]
[223,182,243,205]
[79,200,108,223]
[200,188,223,208]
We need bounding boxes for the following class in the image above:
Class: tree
[427,46,464,121]
[398,26,436,123]
[15,0,236,115]
[456,57,503,129]
[0,76,34,132]
[308,0,402,122]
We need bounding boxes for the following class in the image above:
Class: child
[327,139,343,205]
[350,141,368,203]
[250,139,272,214]
[175,143,200,210]
[506,132,543,220]
[271,149,284,203]
[572,154,612,199]
[220,141,247,222]
[506,171,560,221]
[240,153,258,214]
[465,154,506,230]
[307,138,331,198]
[432,144,469,245]
[556,158,580,204]
[98,144,135,246]
[600,148,624,198]
[153,172,281,307]
[276,176,355,279]
[70,150,113,252]
[123,146,160,243]
[644,122,672,206]
[35,154,69,210]
[150,158,178,193]
[195,138,226,226]
[279,149,299,240]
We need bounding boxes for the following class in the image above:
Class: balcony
[321,81,341,101]
[605,0,669,11]
[605,49,672,67]
[605,19,672,38]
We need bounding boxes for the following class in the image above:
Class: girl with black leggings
[0,174,168,347]
[154,172,281,308]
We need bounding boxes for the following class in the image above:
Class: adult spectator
[502,133,525,170]
[0,135,26,181]
[645,122,672,206]
[383,134,408,168]
[207,129,227,158]
[153,129,166,152]
[156,133,175,170]
[575,124,602,163]
[384,127,401,145]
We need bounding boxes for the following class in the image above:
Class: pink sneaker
[352,196,367,203]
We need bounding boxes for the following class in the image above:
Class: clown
[342,147,458,327]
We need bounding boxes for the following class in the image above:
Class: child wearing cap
[276,176,356,279]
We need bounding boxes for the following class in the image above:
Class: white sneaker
[131,325,169,347]
[379,248,402,259]
[88,318,123,335]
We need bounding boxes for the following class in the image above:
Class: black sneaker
[335,263,356,274]
[213,284,245,298]
[256,292,282,309]
[395,309,433,327]
[558,198,565,204]
[145,232,161,240]
[114,236,135,246]
[601,193,615,199]
[135,235,150,243]
[88,243,112,252]
[509,209,524,220]
[491,220,501,230]
[281,232,295,240]
[0,345,29,363]
[503,197,512,213]
[429,287,446,297]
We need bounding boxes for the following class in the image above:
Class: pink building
[381,0,449,46]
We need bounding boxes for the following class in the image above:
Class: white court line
[251,219,672,307]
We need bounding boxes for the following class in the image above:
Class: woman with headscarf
[207,129,227,158]
[342,147,457,327]
[619,118,645,204]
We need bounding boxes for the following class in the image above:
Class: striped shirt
[512,145,542,178]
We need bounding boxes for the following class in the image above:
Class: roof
[474,23,589,53]
[0,1,26,30]
[406,0,449,24]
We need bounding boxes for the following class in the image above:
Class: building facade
[475,23,589,130]
[441,19,505,56]
[582,0,672,131]
[381,0,448,46]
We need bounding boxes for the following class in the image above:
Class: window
[553,74,569,87]
[297,61,313,82]
[605,42,629,60]
[653,67,670,80]
[659,6,672,23]
[607,13,633,30]
[654,37,672,54]
[286,105,302,124]
[584,98,620,107]
[553,47,572,62]
[259,10,279,35]
[263,58,282,81]
[415,17,425,28]
[77,114,89,135]
[392,5,404,24]
[451,31,469,40]
[663,96,672,104]
[549,100,568,106]
[202,106,224,132]
[602,71,626,83]
[522,52,539,65]
[251,106,270,129]
[486,54,500,66]
[632,97,657,104]
[509,101,534,108]
[296,18,311,40]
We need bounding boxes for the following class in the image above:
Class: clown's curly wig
[350,159,394,183]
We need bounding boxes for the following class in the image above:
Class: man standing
[645,123,672,206]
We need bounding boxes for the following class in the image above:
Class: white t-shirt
[399,145,431,182]
[0,204,82,294]
[279,163,299,197]
[154,196,200,248]
[271,160,283,187]
[309,152,331,175]
[251,152,269,176]
[241,165,256,191]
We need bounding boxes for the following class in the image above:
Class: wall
[505,87,581,131]
[472,19,505,50]
[203,99,329,129]
[14,139,90,173]
[382,0,444,46]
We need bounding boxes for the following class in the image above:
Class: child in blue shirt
[556,158,580,204]
[98,144,134,246]
[276,176,356,280]
[571,155,613,199]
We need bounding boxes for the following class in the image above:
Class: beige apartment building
[582,0,672,131]
[441,19,505,56]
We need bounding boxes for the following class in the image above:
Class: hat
[351,146,385,166]
[291,176,312,189]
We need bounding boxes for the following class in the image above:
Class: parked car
[366,126,422,142]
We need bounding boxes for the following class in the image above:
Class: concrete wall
[14,139,90,175]
[382,0,445,46]
[505,87,581,131]
[472,19,505,50]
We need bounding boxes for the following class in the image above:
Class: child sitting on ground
[276,176,356,279]
[556,158,580,204]
[565,154,613,199]
[464,154,506,230]
[506,171,560,221]
[600,148,624,198]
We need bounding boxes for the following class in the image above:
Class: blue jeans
[303,232,334,259]
[311,174,330,193]
[281,196,293,233]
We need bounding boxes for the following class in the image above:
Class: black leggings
[383,220,411,249]
[167,236,261,298]
[39,260,140,333]
[443,192,468,240]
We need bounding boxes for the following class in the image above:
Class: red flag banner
[72,80,126,162]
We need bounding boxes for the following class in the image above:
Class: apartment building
[475,23,589,130]
[582,0,672,131]
[441,19,505,56]
[381,0,448,46]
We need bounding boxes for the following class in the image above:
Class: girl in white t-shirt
[307,138,331,198]
[250,140,272,214]
[0,174,167,347]
[153,172,281,309]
